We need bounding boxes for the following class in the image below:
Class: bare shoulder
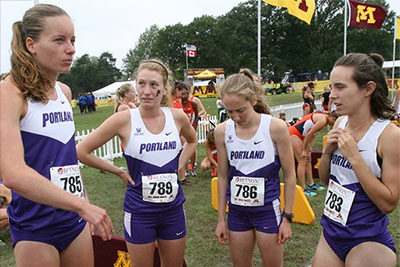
[214,121,227,139]
[331,115,345,129]
[270,117,289,141]
[0,76,25,111]
[380,122,400,148]
[270,116,287,131]
[57,81,72,102]
[170,107,186,119]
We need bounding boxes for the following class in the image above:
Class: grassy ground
[1,94,398,266]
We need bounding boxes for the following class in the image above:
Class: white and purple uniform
[123,107,186,244]
[8,83,86,251]
[321,117,396,261]
[225,114,282,233]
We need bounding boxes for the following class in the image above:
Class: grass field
[0,93,398,266]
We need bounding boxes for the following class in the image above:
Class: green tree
[121,0,396,83]
[59,52,122,98]
[122,25,160,79]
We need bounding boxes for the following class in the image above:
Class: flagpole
[185,44,189,70]
[257,0,261,77]
[344,0,347,55]
[391,16,397,102]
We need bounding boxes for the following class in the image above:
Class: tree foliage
[60,0,397,92]
[59,52,121,98]
[121,0,396,83]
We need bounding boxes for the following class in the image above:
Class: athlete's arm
[193,97,206,117]
[270,118,295,243]
[76,110,134,186]
[214,122,228,245]
[0,78,113,240]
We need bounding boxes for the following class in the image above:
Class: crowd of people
[0,4,399,267]
[78,92,96,114]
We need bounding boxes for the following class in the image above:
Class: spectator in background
[302,83,316,116]
[78,93,87,114]
[279,112,291,127]
[206,80,216,94]
[177,82,199,177]
[200,129,218,177]
[289,112,338,196]
[86,92,94,113]
[319,86,331,112]
[115,83,138,113]
[89,92,96,112]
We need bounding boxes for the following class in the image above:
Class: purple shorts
[10,218,86,252]
[124,205,186,244]
[323,229,396,261]
[228,199,282,234]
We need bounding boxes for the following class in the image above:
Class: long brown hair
[8,4,70,103]
[218,68,270,114]
[334,53,395,119]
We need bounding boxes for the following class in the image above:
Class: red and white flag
[187,50,197,57]
[347,0,387,29]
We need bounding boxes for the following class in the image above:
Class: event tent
[92,81,135,99]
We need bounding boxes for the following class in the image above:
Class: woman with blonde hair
[77,59,197,267]
[115,83,138,113]
[214,68,296,266]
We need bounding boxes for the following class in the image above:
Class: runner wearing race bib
[214,69,296,267]
[77,59,197,267]
[1,5,112,266]
[313,53,399,267]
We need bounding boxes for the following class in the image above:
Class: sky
[1,0,400,74]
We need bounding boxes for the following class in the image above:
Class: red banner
[348,0,387,29]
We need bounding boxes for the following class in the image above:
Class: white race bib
[230,176,265,206]
[142,173,178,203]
[50,165,85,199]
[323,179,355,226]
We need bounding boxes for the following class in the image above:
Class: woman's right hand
[324,128,342,154]
[118,170,134,186]
[215,220,228,245]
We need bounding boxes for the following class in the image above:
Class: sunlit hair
[218,68,270,114]
[134,58,171,107]
[334,53,395,119]
[8,4,69,103]
[115,83,134,111]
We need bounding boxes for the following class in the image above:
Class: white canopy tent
[92,81,135,99]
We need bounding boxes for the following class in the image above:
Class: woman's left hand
[278,219,292,244]
[338,131,360,162]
